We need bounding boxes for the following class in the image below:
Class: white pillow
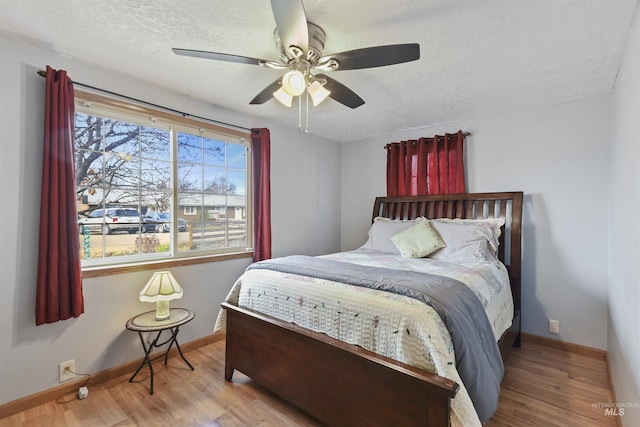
[429,220,497,261]
[431,218,505,253]
[391,221,446,258]
[359,217,427,254]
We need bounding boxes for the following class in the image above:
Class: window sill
[81,251,253,278]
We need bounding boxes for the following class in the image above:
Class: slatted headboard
[372,191,523,313]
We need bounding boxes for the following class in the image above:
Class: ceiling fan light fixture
[273,86,293,107]
[307,80,331,106]
[174,0,420,114]
[281,69,306,96]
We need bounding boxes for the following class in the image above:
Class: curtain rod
[384,132,472,149]
[37,70,251,132]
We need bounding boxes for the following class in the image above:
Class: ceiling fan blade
[249,79,282,104]
[315,74,365,109]
[271,0,309,55]
[319,43,420,71]
[173,48,267,66]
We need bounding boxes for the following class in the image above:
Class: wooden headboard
[372,191,523,313]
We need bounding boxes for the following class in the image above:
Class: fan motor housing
[275,22,326,64]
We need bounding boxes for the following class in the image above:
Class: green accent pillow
[391,221,446,258]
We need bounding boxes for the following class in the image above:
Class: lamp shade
[307,81,331,106]
[139,271,183,302]
[273,86,293,107]
[281,70,306,96]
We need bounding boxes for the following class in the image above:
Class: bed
[217,191,523,427]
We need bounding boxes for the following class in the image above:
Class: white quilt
[215,249,513,427]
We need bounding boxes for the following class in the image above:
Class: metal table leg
[128,326,194,394]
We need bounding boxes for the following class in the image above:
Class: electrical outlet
[549,319,560,334]
[59,360,76,383]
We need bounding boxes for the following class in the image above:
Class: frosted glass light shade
[273,87,293,107]
[139,271,183,320]
[281,70,306,96]
[307,81,331,106]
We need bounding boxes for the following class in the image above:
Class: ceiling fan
[172,0,420,109]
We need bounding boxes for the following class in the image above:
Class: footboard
[222,301,458,427]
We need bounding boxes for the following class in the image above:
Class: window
[74,91,252,268]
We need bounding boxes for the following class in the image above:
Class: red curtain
[36,66,84,325]
[251,128,272,261]
[386,130,466,196]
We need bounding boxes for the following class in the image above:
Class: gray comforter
[248,255,503,423]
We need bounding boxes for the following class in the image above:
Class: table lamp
[139,271,183,320]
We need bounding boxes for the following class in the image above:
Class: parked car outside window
[142,212,188,233]
[78,208,141,235]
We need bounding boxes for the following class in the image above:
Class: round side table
[126,308,195,394]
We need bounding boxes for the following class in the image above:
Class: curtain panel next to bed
[386,130,466,196]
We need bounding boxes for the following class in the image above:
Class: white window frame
[74,90,253,273]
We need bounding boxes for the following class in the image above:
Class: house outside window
[74,91,252,267]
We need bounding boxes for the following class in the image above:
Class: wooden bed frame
[222,191,523,427]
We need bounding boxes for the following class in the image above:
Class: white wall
[609,4,640,425]
[341,97,612,350]
[0,34,342,405]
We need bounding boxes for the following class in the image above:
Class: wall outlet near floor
[549,319,560,334]
[59,360,76,383]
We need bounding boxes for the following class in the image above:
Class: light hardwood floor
[0,336,619,427]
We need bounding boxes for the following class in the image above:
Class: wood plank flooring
[0,336,619,426]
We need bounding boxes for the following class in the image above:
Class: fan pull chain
[298,94,302,132]
[305,90,310,133]
[294,91,312,133]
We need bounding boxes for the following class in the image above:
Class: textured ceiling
[1,0,637,142]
